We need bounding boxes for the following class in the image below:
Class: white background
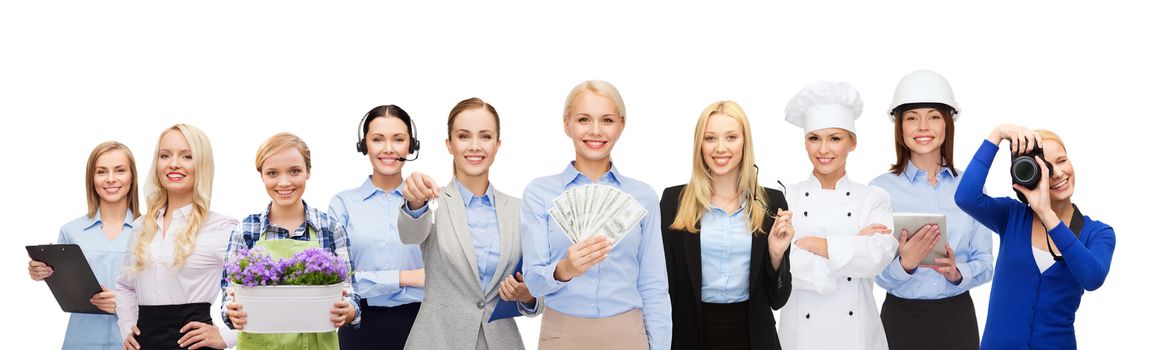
[2,1,1152,348]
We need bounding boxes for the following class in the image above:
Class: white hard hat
[786,81,863,134]
[888,70,959,120]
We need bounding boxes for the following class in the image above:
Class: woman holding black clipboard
[397,97,540,350]
[27,141,140,350]
[870,70,993,350]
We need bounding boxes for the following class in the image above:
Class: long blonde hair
[85,141,140,218]
[670,101,766,234]
[131,124,215,273]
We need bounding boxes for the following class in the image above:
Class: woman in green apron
[221,132,360,349]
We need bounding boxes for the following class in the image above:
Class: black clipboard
[26,244,110,315]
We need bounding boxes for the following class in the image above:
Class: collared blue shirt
[700,202,753,303]
[328,176,424,307]
[871,160,995,299]
[220,201,361,327]
[457,181,502,290]
[521,162,672,350]
[56,209,135,350]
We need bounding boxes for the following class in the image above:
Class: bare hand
[330,290,355,327]
[554,236,611,282]
[90,285,117,314]
[177,321,225,349]
[122,325,140,350]
[858,224,892,236]
[898,224,940,272]
[989,123,1042,155]
[921,244,963,284]
[401,172,440,210]
[499,272,535,304]
[225,288,246,330]
[28,260,53,281]
[767,209,795,257]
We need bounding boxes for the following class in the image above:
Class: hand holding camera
[987,124,1055,210]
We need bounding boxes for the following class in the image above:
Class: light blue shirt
[871,161,995,299]
[329,176,424,307]
[56,209,135,350]
[700,203,753,303]
[458,181,501,290]
[521,162,672,350]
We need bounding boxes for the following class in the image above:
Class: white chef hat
[785,81,864,134]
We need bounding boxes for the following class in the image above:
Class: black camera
[1010,146,1053,203]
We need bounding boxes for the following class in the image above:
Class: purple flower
[225,246,348,287]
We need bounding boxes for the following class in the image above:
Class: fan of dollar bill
[548,184,648,248]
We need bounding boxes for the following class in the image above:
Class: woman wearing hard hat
[870,70,994,350]
[956,124,1116,349]
[776,81,897,350]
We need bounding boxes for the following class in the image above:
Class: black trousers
[137,303,220,350]
[881,291,980,350]
[701,301,751,350]
[337,301,421,350]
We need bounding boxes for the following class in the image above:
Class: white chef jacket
[778,175,897,350]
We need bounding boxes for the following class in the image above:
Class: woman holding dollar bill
[660,100,794,350]
[520,80,672,349]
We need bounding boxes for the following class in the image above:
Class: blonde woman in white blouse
[116,124,240,350]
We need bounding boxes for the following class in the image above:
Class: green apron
[237,226,341,350]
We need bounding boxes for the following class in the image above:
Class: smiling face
[564,91,623,164]
[900,107,947,156]
[260,147,309,208]
[805,127,856,177]
[700,113,744,178]
[446,107,500,179]
[365,116,411,177]
[155,130,196,196]
[1042,139,1075,202]
[93,149,133,206]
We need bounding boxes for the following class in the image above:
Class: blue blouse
[56,209,135,350]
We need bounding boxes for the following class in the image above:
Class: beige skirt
[539,307,649,350]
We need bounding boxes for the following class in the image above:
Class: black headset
[355,105,421,159]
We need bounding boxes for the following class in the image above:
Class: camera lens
[1011,156,1039,187]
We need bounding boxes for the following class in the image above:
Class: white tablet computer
[892,213,949,266]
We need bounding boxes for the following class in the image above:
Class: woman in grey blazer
[398,97,540,350]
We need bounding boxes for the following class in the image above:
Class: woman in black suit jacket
[661,101,794,350]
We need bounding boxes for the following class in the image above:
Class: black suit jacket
[661,185,791,350]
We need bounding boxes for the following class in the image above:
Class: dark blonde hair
[447,98,501,176]
[85,141,140,218]
[255,132,312,173]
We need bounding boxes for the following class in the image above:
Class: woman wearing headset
[329,105,426,350]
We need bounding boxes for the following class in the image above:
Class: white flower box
[233,283,343,333]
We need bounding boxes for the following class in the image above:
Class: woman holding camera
[955,124,1116,349]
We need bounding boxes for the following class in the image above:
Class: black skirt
[701,301,751,350]
[880,291,980,350]
[137,303,219,350]
[337,301,421,350]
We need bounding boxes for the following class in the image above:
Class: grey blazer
[398,180,541,350]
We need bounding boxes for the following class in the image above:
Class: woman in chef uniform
[776,81,898,350]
